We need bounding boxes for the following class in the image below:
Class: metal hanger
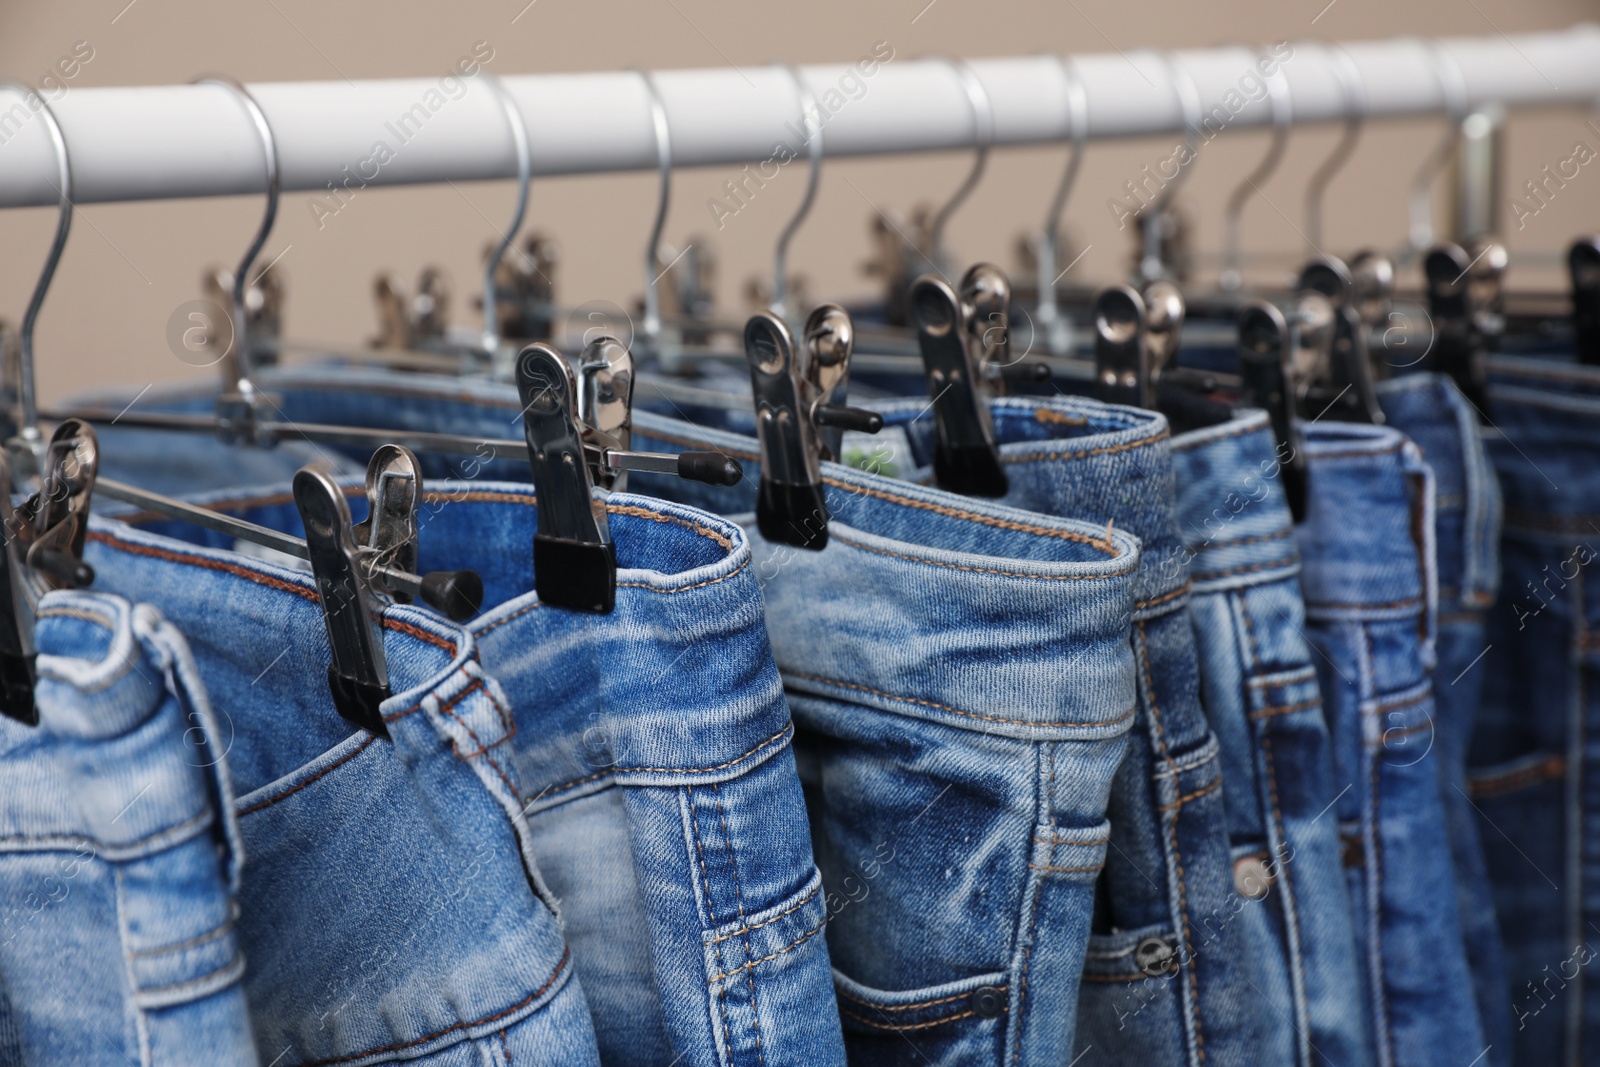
[479,72,533,371]
[1035,55,1089,357]
[637,69,674,359]
[192,76,280,448]
[0,80,72,473]
[1293,255,1385,423]
[769,64,823,322]
[1302,42,1365,253]
[1402,41,1469,262]
[1139,52,1203,284]
[1220,46,1293,292]
[746,305,880,550]
[928,58,994,274]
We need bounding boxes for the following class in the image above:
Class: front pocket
[835,969,1010,1066]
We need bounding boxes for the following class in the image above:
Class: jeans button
[1134,936,1177,977]
[1233,854,1274,900]
[971,985,1006,1018]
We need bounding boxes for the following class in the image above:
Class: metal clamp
[1092,280,1183,412]
[1236,301,1308,523]
[1296,256,1384,423]
[295,467,392,737]
[1422,243,1489,413]
[910,275,1008,497]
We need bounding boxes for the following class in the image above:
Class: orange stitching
[1157,778,1222,813]
[1137,583,1193,611]
[834,985,1003,1012]
[239,736,379,815]
[829,531,1133,582]
[711,781,766,1067]
[1136,621,1181,777]
[1469,756,1565,798]
[1246,669,1317,689]
[525,724,794,804]
[605,502,735,551]
[1030,407,1088,426]
[688,786,735,1043]
[1248,698,1322,722]
[1302,596,1422,612]
[706,913,828,983]
[1374,689,1432,715]
[1003,426,1171,464]
[293,946,571,1067]
[705,880,821,945]
[785,669,1138,730]
[839,1006,978,1031]
[824,482,1123,555]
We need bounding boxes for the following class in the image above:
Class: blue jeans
[863,395,1269,1067]
[98,365,1147,1066]
[0,592,256,1066]
[1376,374,1509,1066]
[1295,422,1487,1067]
[1170,411,1371,1067]
[121,478,848,1067]
[1470,355,1600,1066]
[80,517,605,1067]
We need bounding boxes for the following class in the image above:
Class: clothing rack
[0,26,1597,210]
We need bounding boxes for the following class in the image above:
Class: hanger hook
[194,76,279,404]
[1221,45,1293,291]
[928,58,993,271]
[636,69,672,354]
[1403,40,1468,260]
[1141,51,1203,283]
[1302,42,1364,252]
[1036,55,1088,353]
[771,64,822,321]
[480,72,531,361]
[0,81,71,463]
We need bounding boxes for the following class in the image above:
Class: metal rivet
[1233,854,1274,900]
[1134,936,1177,977]
[971,985,1006,1018]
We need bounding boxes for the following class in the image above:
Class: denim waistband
[1168,410,1300,592]
[871,395,1182,611]
[1295,423,1437,636]
[1484,356,1600,543]
[1378,374,1501,610]
[628,411,1145,741]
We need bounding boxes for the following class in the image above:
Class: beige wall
[0,0,1596,404]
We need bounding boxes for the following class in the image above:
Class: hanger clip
[1237,301,1309,523]
[745,306,879,550]
[1092,280,1184,411]
[959,264,1051,395]
[295,467,392,737]
[350,444,484,620]
[0,419,100,725]
[517,344,617,612]
[910,275,1009,497]
[1295,256,1384,423]
[1422,243,1491,412]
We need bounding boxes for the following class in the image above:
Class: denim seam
[839,1006,978,1031]
[820,483,1124,555]
[835,985,1002,1013]
[1246,668,1318,688]
[1467,755,1564,797]
[1033,833,1110,846]
[1079,972,1157,983]
[1136,621,1181,777]
[132,951,246,999]
[1202,527,1295,548]
[1028,861,1103,873]
[86,533,460,655]
[1137,583,1193,611]
[1259,729,1312,1067]
[1191,558,1300,583]
[704,878,821,945]
[289,945,573,1067]
[713,780,768,1067]
[686,785,737,1048]
[437,693,523,805]
[1012,834,1050,1062]
[1030,407,1088,426]
[1168,420,1267,452]
[523,723,793,805]
[128,913,234,959]
[1156,780,1222,813]
[1302,597,1422,612]
[617,554,751,594]
[1247,698,1322,722]
[475,599,545,638]
[828,534,1129,579]
[785,670,1138,730]
[1001,426,1171,464]
[1307,444,1406,461]
[704,915,829,984]
[499,1029,512,1065]
[238,735,380,816]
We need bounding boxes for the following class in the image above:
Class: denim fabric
[1170,411,1371,1067]
[1295,422,1487,1067]
[629,414,1142,1067]
[853,395,1270,1067]
[1470,355,1600,1066]
[78,518,604,1067]
[1376,374,1509,1066]
[87,367,1145,1065]
[0,592,257,1066]
[118,480,847,1067]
